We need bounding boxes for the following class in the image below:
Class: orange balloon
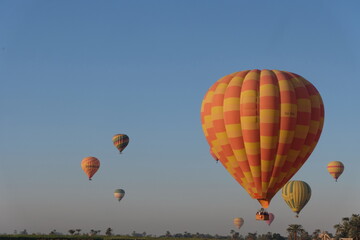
[233,217,244,229]
[200,69,324,208]
[327,161,344,181]
[81,156,100,180]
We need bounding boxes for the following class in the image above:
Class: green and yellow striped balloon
[112,134,129,153]
[281,180,311,217]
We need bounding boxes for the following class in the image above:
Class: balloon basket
[256,214,269,221]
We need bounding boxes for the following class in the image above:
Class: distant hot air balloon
[81,156,100,180]
[281,180,311,217]
[114,189,125,202]
[233,217,244,229]
[327,161,344,181]
[200,69,324,209]
[266,213,275,226]
[112,134,129,153]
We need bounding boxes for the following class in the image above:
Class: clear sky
[1,0,360,237]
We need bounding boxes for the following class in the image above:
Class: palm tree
[246,232,257,240]
[183,231,191,238]
[300,230,311,240]
[232,232,240,240]
[287,224,304,240]
[312,229,321,240]
[105,228,113,236]
[75,229,81,235]
[272,233,286,240]
[348,214,360,240]
[266,232,273,240]
[257,232,272,240]
[335,214,360,240]
[335,217,352,239]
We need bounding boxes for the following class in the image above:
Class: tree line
[2,214,359,240]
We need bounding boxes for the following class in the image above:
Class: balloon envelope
[114,189,125,201]
[327,161,344,181]
[281,180,311,217]
[200,69,324,208]
[233,217,244,229]
[266,213,275,225]
[81,156,100,180]
[112,134,129,153]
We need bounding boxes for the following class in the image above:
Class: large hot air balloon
[327,161,344,181]
[114,189,125,202]
[266,213,275,226]
[112,134,129,153]
[81,156,100,180]
[200,69,324,209]
[233,217,244,229]
[281,180,311,217]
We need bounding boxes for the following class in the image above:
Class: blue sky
[1,0,360,236]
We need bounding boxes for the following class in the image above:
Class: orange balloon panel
[200,69,324,208]
[81,156,100,180]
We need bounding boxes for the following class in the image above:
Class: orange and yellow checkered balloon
[200,69,324,208]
